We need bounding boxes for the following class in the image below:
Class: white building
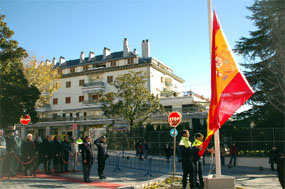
[18,39,207,139]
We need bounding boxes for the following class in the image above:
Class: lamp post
[72,111,77,138]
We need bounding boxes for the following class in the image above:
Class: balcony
[82,81,105,94]
[38,115,104,123]
[36,104,51,112]
[82,100,104,108]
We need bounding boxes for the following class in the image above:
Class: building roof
[56,51,141,69]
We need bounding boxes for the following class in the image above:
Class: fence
[106,127,285,156]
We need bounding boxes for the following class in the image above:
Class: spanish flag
[198,11,254,156]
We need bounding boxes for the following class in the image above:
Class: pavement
[0,156,282,189]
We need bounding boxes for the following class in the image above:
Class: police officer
[82,136,94,183]
[179,130,195,189]
[4,129,17,177]
[53,135,63,175]
[94,136,109,179]
[192,133,204,188]
[0,129,6,178]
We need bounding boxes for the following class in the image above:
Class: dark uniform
[53,139,63,174]
[21,139,36,176]
[42,138,53,174]
[81,142,94,182]
[34,138,42,169]
[94,137,108,179]
[62,140,71,172]
[4,132,17,177]
[192,139,204,188]
[179,136,195,189]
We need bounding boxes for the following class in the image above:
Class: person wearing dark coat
[21,134,36,176]
[42,135,53,174]
[0,129,6,178]
[53,135,63,175]
[94,136,109,179]
[269,147,281,171]
[34,136,43,169]
[62,136,71,172]
[81,136,94,183]
[165,144,171,162]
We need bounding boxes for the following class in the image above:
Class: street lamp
[72,111,77,138]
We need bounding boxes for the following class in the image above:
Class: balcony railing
[38,115,104,122]
[82,82,105,94]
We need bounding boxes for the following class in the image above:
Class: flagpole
[207,0,222,177]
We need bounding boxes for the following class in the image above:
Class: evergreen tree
[235,0,285,127]
[0,15,40,130]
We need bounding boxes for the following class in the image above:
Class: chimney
[103,47,111,59]
[142,39,150,58]
[52,57,56,65]
[133,48,137,55]
[80,51,85,63]
[59,56,66,65]
[88,51,95,61]
[123,38,130,57]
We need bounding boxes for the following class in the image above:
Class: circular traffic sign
[72,123,78,130]
[168,112,182,127]
[170,128,178,137]
[20,114,31,125]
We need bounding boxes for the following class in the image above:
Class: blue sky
[1,0,255,99]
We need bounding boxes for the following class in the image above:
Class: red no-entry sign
[20,114,31,125]
[168,112,182,127]
[72,123,78,130]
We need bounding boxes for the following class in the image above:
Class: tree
[235,0,285,127]
[23,56,61,107]
[0,15,40,130]
[101,71,163,128]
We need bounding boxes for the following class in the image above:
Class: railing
[38,115,104,122]
[83,81,105,88]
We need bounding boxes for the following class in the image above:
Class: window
[107,76,113,83]
[62,113,66,118]
[53,98,58,105]
[127,58,134,64]
[79,79,85,86]
[79,95,84,103]
[66,81,71,88]
[65,97,71,104]
[92,94,102,102]
[164,106,172,112]
[111,61,117,67]
[70,67,75,73]
[83,65,88,71]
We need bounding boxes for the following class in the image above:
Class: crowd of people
[0,129,109,183]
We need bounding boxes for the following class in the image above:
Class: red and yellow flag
[198,11,254,156]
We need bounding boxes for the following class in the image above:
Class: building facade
[17,39,207,139]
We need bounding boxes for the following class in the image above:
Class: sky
[0,0,256,100]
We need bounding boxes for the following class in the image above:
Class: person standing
[62,136,71,172]
[192,133,205,188]
[53,135,63,175]
[269,147,281,171]
[42,135,53,174]
[34,136,42,170]
[71,138,79,172]
[94,136,109,179]
[165,144,171,163]
[179,130,195,189]
[21,134,36,176]
[139,141,143,160]
[82,136,94,183]
[229,143,238,167]
[0,129,6,178]
[14,130,22,175]
[143,140,149,160]
[4,130,17,177]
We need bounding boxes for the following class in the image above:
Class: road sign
[170,128,178,137]
[72,123,78,130]
[168,112,182,127]
[20,115,31,125]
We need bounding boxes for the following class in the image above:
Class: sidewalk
[0,160,282,189]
